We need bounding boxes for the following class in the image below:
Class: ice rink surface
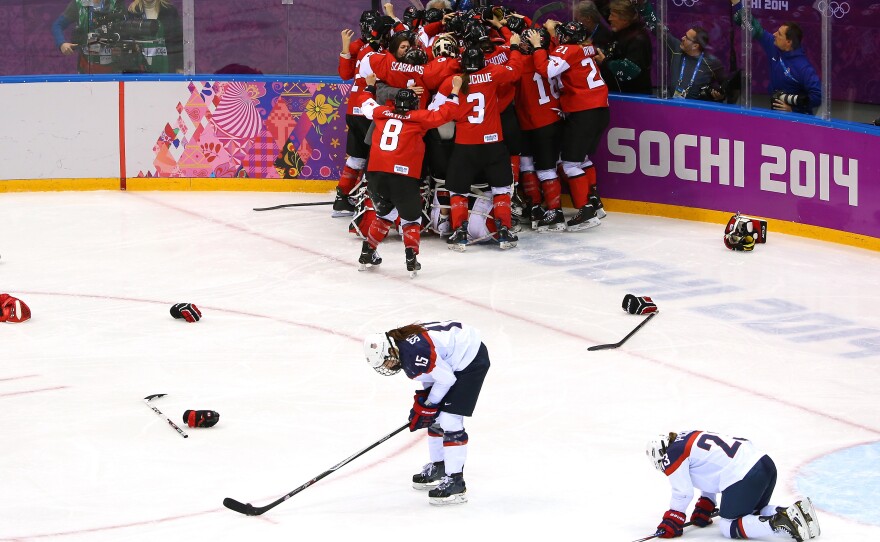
[2,191,879,541]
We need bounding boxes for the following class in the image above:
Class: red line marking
[0,386,68,398]
[118,80,127,191]
[0,375,39,382]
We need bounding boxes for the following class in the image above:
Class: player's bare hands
[408,84,425,96]
[341,29,354,51]
[365,73,377,86]
[451,75,463,93]
[384,2,395,17]
[525,29,542,47]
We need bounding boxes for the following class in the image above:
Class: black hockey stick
[252,201,333,211]
[588,311,658,351]
[631,511,720,542]
[143,393,188,438]
[531,1,567,24]
[223,422,410,516]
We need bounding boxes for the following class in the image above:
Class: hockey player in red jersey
[442,35,524,252]
[531,20,611,231]
[357,75,463,277]
[514,27,566,232]
[336,11,393,218]
[364,320,491,505]
[646,431,821,541]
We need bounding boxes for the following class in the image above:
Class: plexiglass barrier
[2,0,877,123]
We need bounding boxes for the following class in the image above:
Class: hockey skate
[428,472,467,505]
[332,187,356,218]
[536,209,566,232]
[589,193,607,219]
[405,247,421,278]
[412,461,445,490]
[494,220,518,250]
[357,241,382,271]
[447,221,469,252]
[794,498,821,539]
[566,204,601,232]
[768,503,810,542]
[529,205,544,230]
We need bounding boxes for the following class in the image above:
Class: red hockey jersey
[533,44,609,113]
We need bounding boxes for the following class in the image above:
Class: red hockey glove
[690,496,717,527]
[408,397,439,432]
[170,303,202,322]
[656,510,686,538]
[0,294,31,323]
[183,409,219,428]
[413,387,432,403]
[622,294,658,315]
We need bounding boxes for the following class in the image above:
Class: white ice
[1,191,878,541]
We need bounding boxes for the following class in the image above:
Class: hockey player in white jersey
[647,431,820,541]
[364,321,491,505]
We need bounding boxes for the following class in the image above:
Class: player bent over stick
[364,321,491,505]
[646,431,820,541]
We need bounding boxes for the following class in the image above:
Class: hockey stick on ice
[223,422,409,516]
[587,312,658,351]
[630,511,720,542]
[252,201,333,211]
[143,393,188,438]
[531,1,567,24]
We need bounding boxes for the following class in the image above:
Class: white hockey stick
[144,393,188,438]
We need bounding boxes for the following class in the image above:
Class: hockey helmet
[556,20,588,44]
[402,47,428,66]
[460,46,485,72]
[403,5,425,28]
[424,7,444,23]
[394,88,420,113]
[646,433,673,472]
[463,22,491,49]
[360,10,381,40]
[506,15,526,34]
[364,333,400,376]
[432,34,460,58]
[445,12,470,37]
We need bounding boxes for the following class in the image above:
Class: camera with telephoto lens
[772,90,801,107]
[87,9,159,45]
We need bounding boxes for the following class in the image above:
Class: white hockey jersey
[663,431,764,513]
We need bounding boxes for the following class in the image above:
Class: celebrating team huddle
[336,1,610,276]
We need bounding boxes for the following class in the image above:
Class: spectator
[731,0,821,115]
[127,0,183,73]
[574,0,613,50]
[52,0,125,74]
[595,0,653,94]
[640,1,726,102]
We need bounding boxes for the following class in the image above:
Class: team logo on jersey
[394,164,410,175]
[484,133,499,143]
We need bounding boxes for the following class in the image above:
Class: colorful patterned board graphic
[136,80,347,180]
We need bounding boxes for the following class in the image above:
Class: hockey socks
[567,173,591,209]
[541,178,562,210]
[492,193,513,228]
[520,170,542,207]
[338,165,362,195]
[401,222,420,253]
[366,216,393,248]
[449,194,469,229]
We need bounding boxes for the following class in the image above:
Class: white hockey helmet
[363,333,400,376]
[646,434,671,472]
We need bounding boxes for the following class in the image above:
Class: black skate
[589,193,607,219]
[447,221,469,252]
[494,220,518,250]
[529,205,544,230]
[357,241,381,271]
[767,504,810,542]
[510,192,527,219]
[332,187,356,218]
[428,472,467,505]
[536,208,566,233]
[412,461,445,490]
[405,247,421,278]
[566,204,601,232]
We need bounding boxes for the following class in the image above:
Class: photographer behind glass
[52,0,170,74]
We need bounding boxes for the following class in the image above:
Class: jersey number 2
[696,434,745,458]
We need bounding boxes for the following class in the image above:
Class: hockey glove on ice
[0,294,31,323]
[622,294,658,315]
[656,510,686,538]
[170,303,202,322]
[183,409,219,428]
[408,397,439,432]
[690,496,717,527]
